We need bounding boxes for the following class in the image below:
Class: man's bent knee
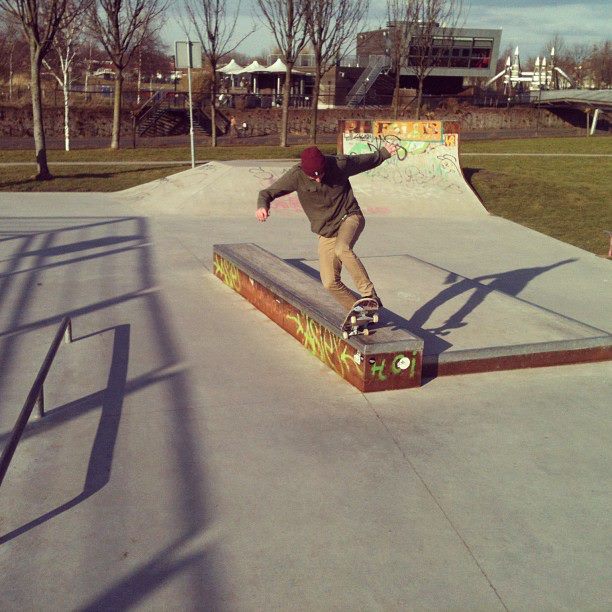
[321,276,342,291]
[334,243,354,261]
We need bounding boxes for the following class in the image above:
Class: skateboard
[341,298,379,340]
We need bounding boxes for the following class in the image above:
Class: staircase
[345,55,391,107]
[134,92,228,137]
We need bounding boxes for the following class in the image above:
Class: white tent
[217,59,244,74]
[265,58,306,74]
[264,58,287,73]
[238,61,270,94]
[263,58,309,95]
[241,60,268,73]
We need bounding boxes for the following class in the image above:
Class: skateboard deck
[341,298,379,339]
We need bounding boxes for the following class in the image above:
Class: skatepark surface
[1,146,611,609]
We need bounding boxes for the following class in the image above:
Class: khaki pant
[318,213,376,310]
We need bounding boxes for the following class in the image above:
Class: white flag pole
[187,41,195,168]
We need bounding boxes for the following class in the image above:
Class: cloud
[162,0,609,60]
[468,2,609,55]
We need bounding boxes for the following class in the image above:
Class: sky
[162,0,610,62]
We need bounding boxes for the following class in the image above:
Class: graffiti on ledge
[213,255,241,291]
[286,312,360,379]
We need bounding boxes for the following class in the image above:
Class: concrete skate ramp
[119,119,487,218]
[340,119,487,217]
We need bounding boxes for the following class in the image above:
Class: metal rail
[0,317,73,487]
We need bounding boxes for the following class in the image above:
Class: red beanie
[300,146,326,178]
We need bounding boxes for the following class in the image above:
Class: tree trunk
[210,80,217,147]
[137,51,142,106]
[393,64,401,119]
[111,68,123,149]
[9,46,14,101]
[30,48,52,181]
[309,71,321,144]
[280,65,292,148]
[63,73,70,151]
[415,77,424,119]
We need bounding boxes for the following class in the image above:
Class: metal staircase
[133,92,229,137]
[345,55,391,107]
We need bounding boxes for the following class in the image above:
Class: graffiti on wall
[213,255,241,292]
[285,312,360,379]
[342,120,464,194]
[373,120,443,142]
[214,250,422,391]
[367,352,419,382]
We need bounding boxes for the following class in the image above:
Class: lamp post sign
[175,41,202,168]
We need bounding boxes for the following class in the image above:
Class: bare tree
[182,0,252,147]
[589,40,611,89]
[386,0,418,118]
[542,34,568,62]
[0,14,28,100]
[0,0,81,179]
[305,0,369,142]
[43,0,89,151]
[404,0,464,119]
[133,30,169,105]
[89,0,165,149]
[256,0,309,147]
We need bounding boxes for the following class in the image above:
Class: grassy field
[0,144,338,192]
[0,136,610,256]
[463,138,612,255]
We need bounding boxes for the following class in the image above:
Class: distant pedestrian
[230,115,238,139]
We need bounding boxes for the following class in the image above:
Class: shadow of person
[410,258,578,337]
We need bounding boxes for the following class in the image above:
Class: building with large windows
[328,22,503,106]
[357,24,501,76]
[217,22,502,108]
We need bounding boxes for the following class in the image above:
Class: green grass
[461,138,612,255]
[0,137,610,255]
[462,136,612,155]
[0,144,338,192]
[0,164,187,192]
[0,143,338,164]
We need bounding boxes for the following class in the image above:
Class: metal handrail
[0,316,73,487]
[346,55,390,106]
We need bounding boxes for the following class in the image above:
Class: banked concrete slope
[119,119,487,219]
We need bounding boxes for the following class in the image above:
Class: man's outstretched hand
[384,142,399,156]
[256,207,269,222]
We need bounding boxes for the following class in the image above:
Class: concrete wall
[0,104,132,138]
[229,106,589,137]
[0,102,599,139]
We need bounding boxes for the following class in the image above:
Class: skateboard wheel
[350,315,357,325]
[372,314,379,324]
[342,331,349,340]
[362,328,370,336]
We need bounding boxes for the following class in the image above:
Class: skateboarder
[256,143,398,311]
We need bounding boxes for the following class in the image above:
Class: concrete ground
[0,186,611,610]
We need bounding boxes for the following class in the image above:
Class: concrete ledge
[424,336,612,378]
[213,243,424,391]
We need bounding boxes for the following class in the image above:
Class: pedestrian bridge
[523,89,612,111]
[520,89,611,133]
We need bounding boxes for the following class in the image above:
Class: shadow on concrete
[286,256,580,383]
[286,257,453,359]
[18,234,144,258]
[0,323,130,545]
[0,215,222,608]
[409,258,578,339]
